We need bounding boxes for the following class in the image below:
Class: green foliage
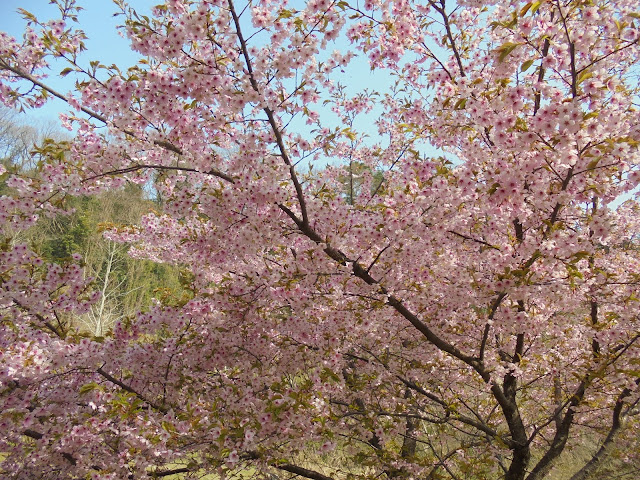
[339,161,384,205]
[41,205,91,262]
[0,111,186,332]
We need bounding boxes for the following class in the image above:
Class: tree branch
[0,59,221,166]
[429,0,465,77]
[479,292,507,361]
[83,163,234,184]
[447,230,501,251]
[148,467,191,478]
[228,0,309,226]
[11,297,65,339]
[568,378,640,480]
[276,464,336,480]
[97,366,168,414]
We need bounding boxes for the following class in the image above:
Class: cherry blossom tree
[1,0,640,479]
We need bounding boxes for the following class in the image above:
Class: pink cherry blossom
[1,0,640,479]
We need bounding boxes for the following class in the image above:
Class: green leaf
[577,70,593,85]
[515,117,529,131]
[520,2,533,16]
[79,382,98,395]
[497,42,520,62]
[16,8,36,22]
[586,159,600,170]
[342,128,356,141]
[530,1,543,15]
[520,59,535,72]
[162,421,176,433]
[566,264,583,279]
[571,251,591,262]
[453,98,467,109]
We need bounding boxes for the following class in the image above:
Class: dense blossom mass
[1,0,640,479]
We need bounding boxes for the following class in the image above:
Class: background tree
[0,1,639,480]
[0,109,184,335]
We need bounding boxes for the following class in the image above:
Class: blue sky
[0,0,379,120]
[0,0,431,162]
[0,0,157,124]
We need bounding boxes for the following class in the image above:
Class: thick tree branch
[554,0,577,98]
[97,366,169,414]
[228,0,309,227]
[11,297,66,339]
[568,378,640,480]
[533,13,553,116]
[447,230,501,251]
[0,59,109,123]
[83,163,234,184]
[22,430,190,478]
[0,59,227,171]
[429,0,465,77]
[526,376,589,480]
[279,202,532,477]
[276,464,336,480]
[148,467,191,478]
[479,291,507,361]
[525,334,639,480]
